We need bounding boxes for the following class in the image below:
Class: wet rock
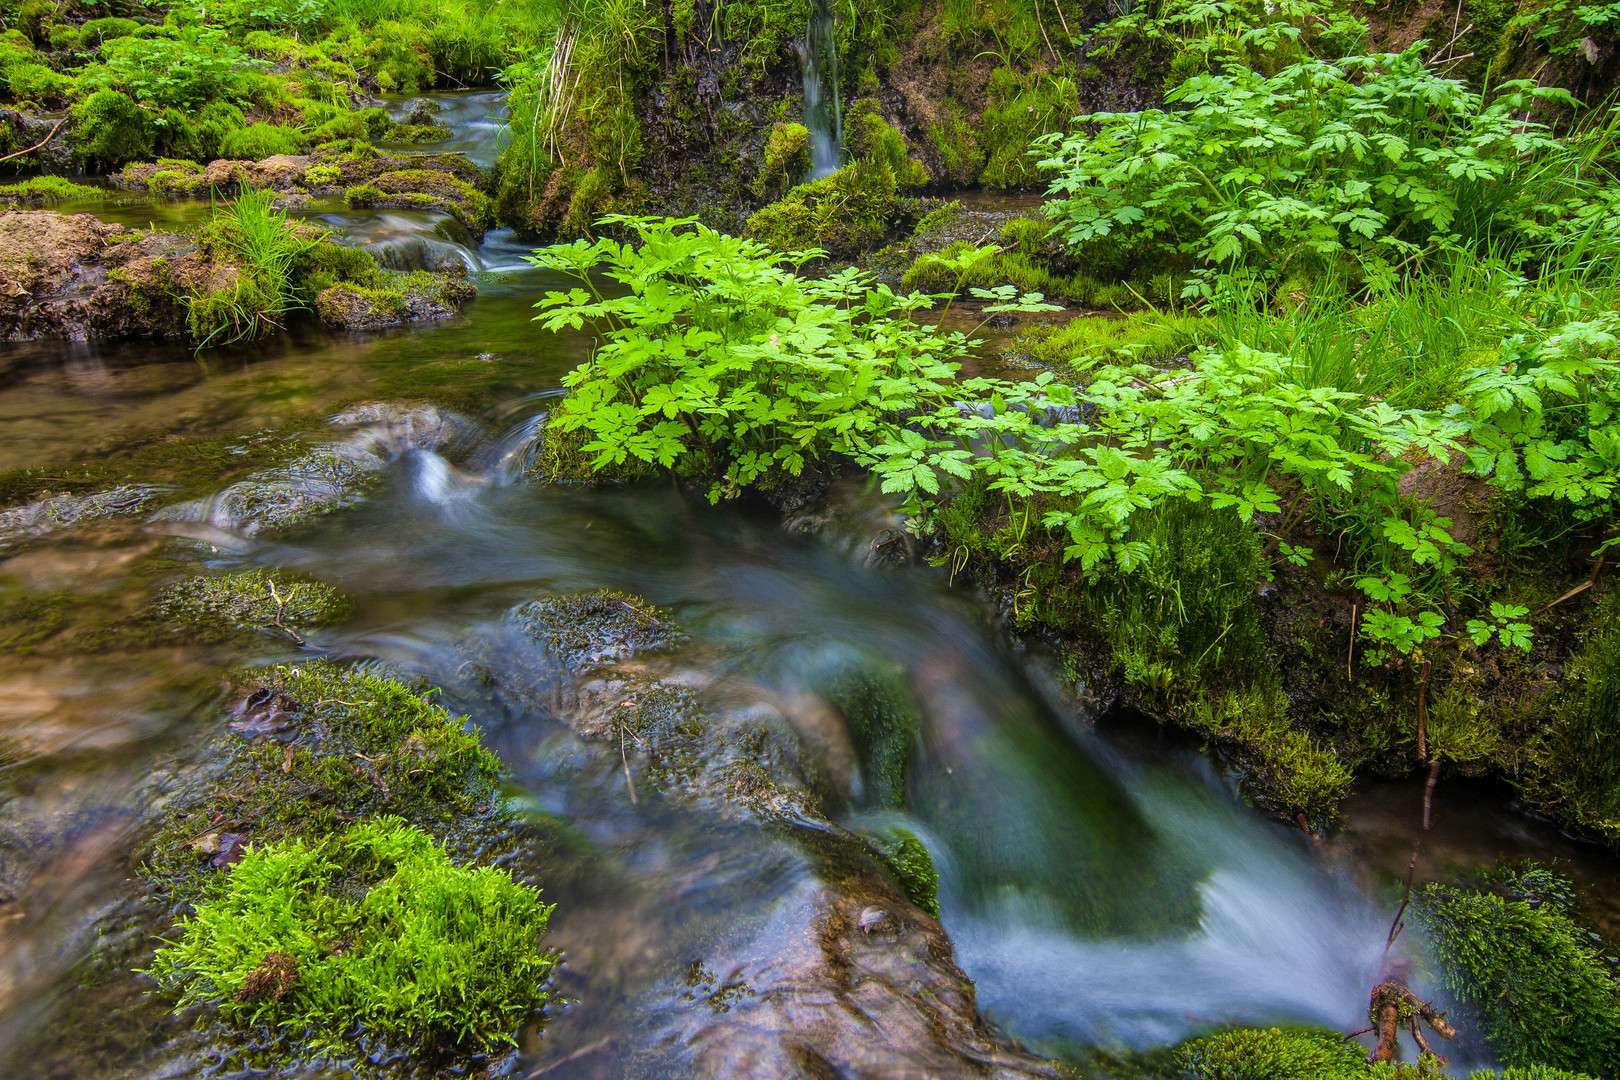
[488,589,1065,1078]
[0,211,202,340]
[0,484,162,552]
[314,267,475,331]
[148,569,351,643]
[154,404,485,537]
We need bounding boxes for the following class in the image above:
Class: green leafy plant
[1036,47,1588,293]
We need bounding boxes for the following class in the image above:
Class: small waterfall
[802,0,843,179]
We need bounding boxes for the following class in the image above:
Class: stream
[2,93,1619,1079]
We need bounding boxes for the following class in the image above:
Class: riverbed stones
[494,589,1066,1079]
[0,484,162,553]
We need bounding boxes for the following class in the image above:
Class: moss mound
[147,817,554,1051]
[149,570,351,643]
[1416,866,1620,1074]
[345,169,494,235]
[508,590,687,672]
[146,661,503,895]
[1175,1027,1367,1079]
[0,176,101,205]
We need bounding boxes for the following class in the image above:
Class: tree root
[1367,963,1456,1065]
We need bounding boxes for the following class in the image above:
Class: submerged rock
[484,590,1066,1079]
[0,484,162,551]
[155,403,485,537]
[148,569,351,643]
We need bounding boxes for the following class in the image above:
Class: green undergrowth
[1524,587,1620,842]
[2,0,562,169]
[147,817,554,1052]
[1416,864,1620,1074]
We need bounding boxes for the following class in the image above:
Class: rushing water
[800,0,843,179]
[2,181,1618,1077]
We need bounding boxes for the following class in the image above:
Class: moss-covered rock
[0,176,101,206]
[147,817,554,1053]
[148,570,351,644]
[345,168,494,237]
[1416,866,1620,1074]
[315,268,475,331]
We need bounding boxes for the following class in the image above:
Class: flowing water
[800,0,843,179]
[4,164,1620,1077]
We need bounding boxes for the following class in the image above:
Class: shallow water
[1,202,1617,1077]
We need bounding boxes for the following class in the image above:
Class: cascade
[803,0,843,178]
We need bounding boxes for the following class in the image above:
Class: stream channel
[2,92,1618,1079]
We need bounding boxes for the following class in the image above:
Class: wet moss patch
[144,661,503,901]
[509,590,687,672]
[1416,865,1620,1074]
[870,826,938,918]
[147,817,554,1052]
[149,570,351,644]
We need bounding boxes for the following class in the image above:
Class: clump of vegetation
[747,106,927,257]
[145,660,504,896]
[870,826,939,918]
[188,188,321,346]
[1416,865,1620,1074]
[0,176,102,205]
[528,215,1055,501]
[149,569,351,643]
[1527,587,1620,841]
[147,817,555,1051]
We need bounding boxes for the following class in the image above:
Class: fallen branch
[0,114,67,165]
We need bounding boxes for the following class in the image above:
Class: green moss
[147,817,554,1052]
[148,570,350,643]
[753,121,812,202]
[745,160,899,256]
[1175,1027,1367,1080]
[1527,587,1620,841]
[383,122,453,144]
[145,661,504,899]
[219,122,305,159]
[977,69,1079,189]
[1188,683,1351,825]
[824,664,919,809]
[1416,866,1620,1073]
[1023,311,1207,371]
[72,89,155,167]
[871,827,939,917]
[1086,499,1270,693]
[0,176,102,205]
